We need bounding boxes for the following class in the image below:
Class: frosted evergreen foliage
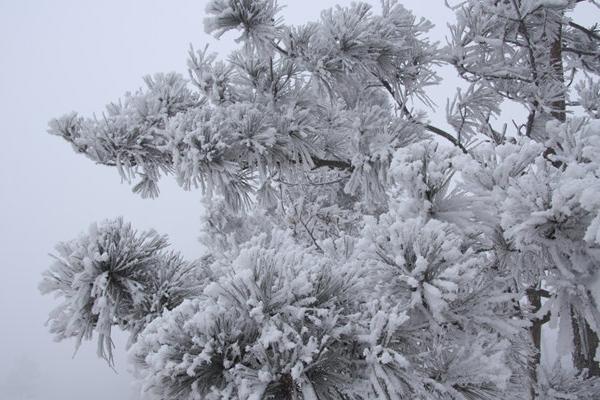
[537,364,600,399]
[131,233,360,399]
[40,218,203,364]
[42,0,600,399]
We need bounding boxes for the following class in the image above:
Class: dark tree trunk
[526,287,552,399]
[572,307,600,376]
[528,288,543,400]
[549,26,566,123]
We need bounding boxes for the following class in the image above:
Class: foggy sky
[0,1,596,399]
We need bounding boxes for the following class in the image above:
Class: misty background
[0,1,596,399]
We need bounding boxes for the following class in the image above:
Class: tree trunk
[549,26,566,123]
[528,288,543,400]
[572,307,600,376]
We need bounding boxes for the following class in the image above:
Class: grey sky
[0,1,597,399]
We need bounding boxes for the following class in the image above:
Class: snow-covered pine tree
[41,1,600,399]
[446,0,600,395]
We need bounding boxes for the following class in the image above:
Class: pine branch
[272,37,467,154]
[378,78,469,153]
[562,47,600,57]
[311,156,352,171]
[568,21,600,42]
